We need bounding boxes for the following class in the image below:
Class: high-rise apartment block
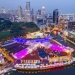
[53,9,59,24]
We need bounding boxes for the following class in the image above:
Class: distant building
[37,18,43,24]
[60,14,74,21]
[68,30,75,41]
[0,13,11,20]
[31,9,34,21]
[73,13,75,21]
[41,6,45,19]
[7,9,13,15]
[25,2,31,22]
[53,9,59,24]
[1,7,6,14]
[47,14,53,24]
[68,21,75,30]
[37,9,42,19]
[38,9,41,15]
[17,6,22,18]
[0,13,15,22]
[16,6,23,22]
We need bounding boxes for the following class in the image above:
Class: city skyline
[0,0,75,14]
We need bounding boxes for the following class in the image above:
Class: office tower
[53,9,59,24]
[38,9,41,15]
[41,6,45,18]
[13,10,18,16]
[68,21,75,30]
[8,9,13,15]
[34,12,37,23]
[47,13,53,24]
[1,7,6,14]
[31,9,34,21]
[25,2,31,22]
[73,13,75,21]
[17,6,22,18]
[37,9,42,19]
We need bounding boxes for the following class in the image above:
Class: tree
[0,19,12,31]
[10,22,40,37]
[3,20,12,28]
[24,22,39,28]
[0,25,4,31]
[0,64,3,66]
[10,25,24,37]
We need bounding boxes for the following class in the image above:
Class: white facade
[17,6,22,18]
[73,13,75,21]
[25,2,31,22]
[60,14,74,21]
[0,53,5,64]
[1,7,6,14]
[41,6,45,18]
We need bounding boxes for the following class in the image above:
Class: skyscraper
[26,2,30,10]
[25,2,31,22]
[17,6,22,18]
[7,9,13,15]
[37,9,42,19]
[53,9,59,24]
[73,13,75,21]
[38,9,41,15]
[41,6,45,18]
[31,9,34,21]
[1,7,6,14]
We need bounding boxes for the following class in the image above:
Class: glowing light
[65,50,70,53]
[50,44,66,52]
[13,48,28,59]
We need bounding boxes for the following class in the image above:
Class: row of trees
[0,18,40,38]
[10,22,39,37]
[0,18,12,31]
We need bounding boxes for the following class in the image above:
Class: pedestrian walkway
[59,34,75,45]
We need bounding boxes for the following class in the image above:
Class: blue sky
[0,0,75,14]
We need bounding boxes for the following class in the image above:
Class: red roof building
[21,50,40,64]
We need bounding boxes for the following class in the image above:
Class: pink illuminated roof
[50,44,66,52]
[13,48,28,59]
[21,50,40,60]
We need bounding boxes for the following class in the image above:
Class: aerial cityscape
[0,0,75,75]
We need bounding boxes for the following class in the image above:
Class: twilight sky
[0,0,75,14]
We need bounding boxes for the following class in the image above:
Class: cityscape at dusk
[0,0,75,75]
[0,0,75,13]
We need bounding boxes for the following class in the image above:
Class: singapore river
[4,34,75,75]
[8,66,75,75]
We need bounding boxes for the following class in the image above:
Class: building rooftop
[22,50,40,60]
